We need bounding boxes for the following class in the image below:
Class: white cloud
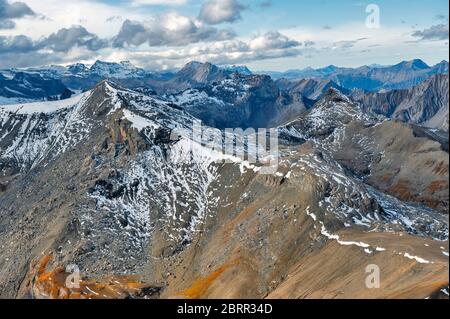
[12,0,141,38]
[2,1,448,71]
[109,31,303,70]
[112,13,235,47]
[249,31,300,50]
[256,23,449,70]
[199,0,246,25]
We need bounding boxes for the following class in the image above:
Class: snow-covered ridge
[0,91,93,170]
[2,60,151,80]
[0,92,88,114]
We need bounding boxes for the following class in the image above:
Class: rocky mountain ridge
[265,59,449,91]
[351,73,449,131]
[0,82,447,299]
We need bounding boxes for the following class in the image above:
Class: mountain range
[0,59,448,132]
[263,59,449,91]
[0,81,448,298]
[351,74,449,131]
[0,58,448,299]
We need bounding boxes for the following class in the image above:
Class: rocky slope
[0,83,448,299]
[0,71,71,104]
[283,88,449,212]
[169,73,315,129]
[276,78,350,100]
[351,74,449,131]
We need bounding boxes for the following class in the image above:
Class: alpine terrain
[0,59,448,299]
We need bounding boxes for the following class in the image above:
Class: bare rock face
[169,73,314,129]
[277,78,350,100]
[0,82,448,299]
[351,74,449,131]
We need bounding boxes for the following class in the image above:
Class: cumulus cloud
[39,25,109,52]
[0,0,35,29]
[249,31,300,50]
[0,46,99,68]
[0,0,306,71]
[0,25,107,68]
[0,34,36,53]
[120,31,304,69]
[112,13,235,47]
[412,24,449,41]
[199,0,246,25]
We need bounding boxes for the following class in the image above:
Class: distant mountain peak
[319,65,339,73]
[410,59,429,68]
[220,65,252,75]
[397,59,430,70]
[177,61,225,84]
[181,61,217,71]
[321,87,351,104]
[89,60,147,78]
[67,63,89,74]
[183,61,203,68]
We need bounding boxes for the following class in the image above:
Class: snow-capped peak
[89,60,148,78]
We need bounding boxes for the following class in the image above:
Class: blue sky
[0,0,448,70]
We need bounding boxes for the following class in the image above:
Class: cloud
[199,0,246,25]
[38,26,109,52]
[0,25,108,68]
[249,31,300,50]
[0,19,14,28]
[411,24,449,41]
[112,13,235,47]
[0,34,36,53]
[0,0,35,29]
[0,52,59,68]
[1,23,303,69]
[119,31,304,70]
[332,37,367,50]
[106,16,122,23]
[0,46,98,68]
